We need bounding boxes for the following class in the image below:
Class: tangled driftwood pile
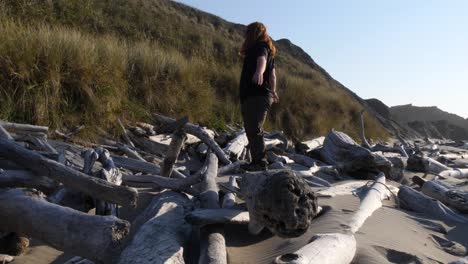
[0,113,467,264]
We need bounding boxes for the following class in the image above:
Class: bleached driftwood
[0,189,129,262]
[112,155,186,179]
[118,191,192,264]
[407,155,451,174]
[117,119,135,148]
[274,233,356,264]
[283,152,324,167]
[153,114,231,165]
[0,121,48,134]
[224,129,248,159]
[275,173,388,264]
[136,122,156,135]
[0,169,56,193]
[218,160,247,175]
[198,152,227,264]
[54,125,85,141]
[398,186,468,223]
[0,139,138,207]
[344,173,389,233]
[161,122,187,177]
[122,173,203,191]
[413,176,468,214]
[221,176,238,208]
[128,131,167,157]
[115,143,145,162]
[295,136,325,154]
[319,130,388,177]
[316,181,399,198]
[439,168,468,179]
[359,110,373,150]
[239,170,319,237]
[0,125,13,140]
[186,209,249,225]
[0,254,14,263]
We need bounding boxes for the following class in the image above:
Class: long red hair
[240,22,276,57]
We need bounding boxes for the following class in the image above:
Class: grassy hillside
[0,0,389,141]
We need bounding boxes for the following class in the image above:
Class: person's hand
[272,91,279,103]
[252,71,264,86]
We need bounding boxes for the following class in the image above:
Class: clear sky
[175,0,468,118]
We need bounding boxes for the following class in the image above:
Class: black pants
[241,95,273,164]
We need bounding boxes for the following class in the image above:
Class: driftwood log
[0,121,48,134]
[439,168,468,179]
[398,185,468,223]
[0,139,138,207]
[0,169,56,193]
[319,130,389,177]
[198,152,227,264]
[118,191,193,264]
[413,176,468,213]
[275,173,389,264]
[239,170,319,237]
[153,114,231,165]
[186,209,249,225]
[274,233,356,264]
[0,189,129,262]
[224,129,248,160]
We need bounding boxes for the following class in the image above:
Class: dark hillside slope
[390,104,468,140]
[0,0,389,140]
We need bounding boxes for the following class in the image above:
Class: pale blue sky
[175,0,468,118]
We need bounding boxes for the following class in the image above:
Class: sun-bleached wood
[274,233,356,264]
[413,177,468,214]
[0,169,56,193]
[198,152,227,264]
[398,185,468,223]
[118,191,192,264]
[186,209,249,225]
[153,114,231,165]
[0,189,129,263]
[0,139,138,207]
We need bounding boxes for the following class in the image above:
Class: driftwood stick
[0,139,138,207]
[161,119,187,177]
[0,189,130,263]
[118,191,193,264]
[0,125,13,140]
[153,114,231,165]
[186,209,249,225]
[117,119,135,148]
[116,143,146,162]
[359,110,372,149]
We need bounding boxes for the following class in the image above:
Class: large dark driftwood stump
[239,170,319,238]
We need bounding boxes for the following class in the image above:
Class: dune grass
[0,0,389,141]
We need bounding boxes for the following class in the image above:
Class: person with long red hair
[239,22,278,171]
